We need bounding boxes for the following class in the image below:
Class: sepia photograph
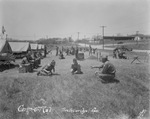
[0,0,150,119]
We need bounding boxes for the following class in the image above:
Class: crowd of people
[113,47,127,59]
[55,45,97,59]
[20,51,42,72]
[35,45,117,83]
[56,45,80,59]
[19,44,118,83]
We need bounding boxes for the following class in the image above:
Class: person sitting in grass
[118,50,127,59]
[59,51,65,59]
[20,57,29,67]
[71,58,83,74]
[37,60,56,76]
[91,56,116,83]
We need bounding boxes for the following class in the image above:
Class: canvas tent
[41,44,45,50]
[0,39,15,63]
[38,44,45,50]
[9,42,31,58]
[38,44,42,51]
[0,39,12,53]
[31,43,38,51]
[9,42,31,53]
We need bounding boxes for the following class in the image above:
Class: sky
[0,0,149,40]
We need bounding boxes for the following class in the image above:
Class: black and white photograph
[0,0,149,119]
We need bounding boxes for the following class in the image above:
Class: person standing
[89,45,92,56]
[62,46,64,53]
[56,46,59,56]
[66,47,69,55]
[75,46,79,59]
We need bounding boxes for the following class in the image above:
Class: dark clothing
[96,61,116,82]
[75,48,78,59]
[59,52,65,59]
[71,64,78,71]
[89,45,92,56]
[66,48,69,55]
[21,58,29,65]
[118,52,127,59]
[101,61,116,75]
[56,46,59,56]
[26,54,34,62]
[98,73,115,82]
[44,65,55,72]
[71,63,82,74]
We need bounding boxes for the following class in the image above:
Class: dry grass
[0,51,149,119]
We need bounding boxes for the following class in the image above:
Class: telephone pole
[136,31,139,45]
[6,34,8,40]
[84,35,86,47]
[100,26,106,50]
[77,32,80,40]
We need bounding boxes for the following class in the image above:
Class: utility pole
[6,34,8,40]
[97,34,99,44]
[84,35,86,48]
[100,26,106,50]
[113,35,114,47]
[77,32,80,40]
[136,31,139,45]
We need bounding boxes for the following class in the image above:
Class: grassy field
[0,50,149,119]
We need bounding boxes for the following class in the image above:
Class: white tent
[30,43,38,51]
[9,42,31,53]
[41,44,45,50]
[38,44,42,50]
[0,39,12,53]
[0,39,15,62]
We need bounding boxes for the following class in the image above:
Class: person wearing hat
[91,56,116,82]
[59,50,65,59]
[71,58,83,74]
[37,60,56,76]
[21,57,29,66]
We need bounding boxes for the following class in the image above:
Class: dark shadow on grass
[77,59,85,61]
[0,64,19,72]
[101,78,120,84]
[32,69,38,73]
[52,73,60,76]
[37,73,60,77]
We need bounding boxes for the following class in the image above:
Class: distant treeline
[36,37,73,44]
[7,38,35,43]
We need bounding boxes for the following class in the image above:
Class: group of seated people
[20,51,41,68]
[37,56,116,83]
[37,58,83,76]
[113,48,127,59]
